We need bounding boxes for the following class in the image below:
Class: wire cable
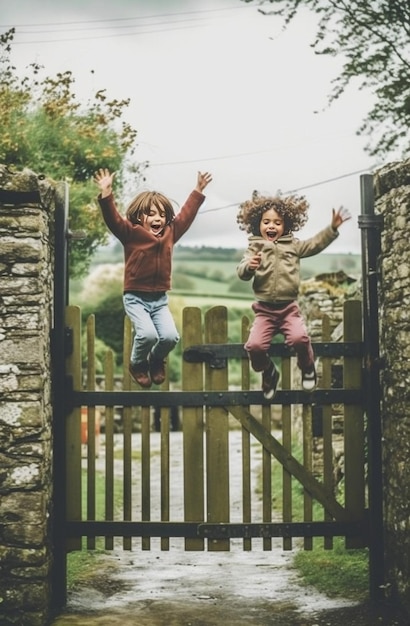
[0,5,249,29]
[198,164,381,215]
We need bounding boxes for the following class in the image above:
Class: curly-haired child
[236,191,350,399]
[95,168,212,388]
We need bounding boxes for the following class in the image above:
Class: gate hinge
[357,214,384,230]
[183,346,227,369]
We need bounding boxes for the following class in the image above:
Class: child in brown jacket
[95,168,212,387]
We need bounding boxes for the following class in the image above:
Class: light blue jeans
[123,292,180,365]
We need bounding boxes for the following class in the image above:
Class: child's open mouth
[266,231,277,241]
[151,225,163,236]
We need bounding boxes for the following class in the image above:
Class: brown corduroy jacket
[98,190,205,293]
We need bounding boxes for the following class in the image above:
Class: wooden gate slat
[86,315,97,550]
[302,403,313,550]
[343,300,366,548]
[182,307,205,551]
[122,315,133,550]
[262,401,272,551]
[241,316,252,551]
[281,355,292,550]
[104,349,115,550]
[205,306,230,551]
[141,406,151,551]
[321,315,334,550]
[65,305,82,552]
[160,388,170,551]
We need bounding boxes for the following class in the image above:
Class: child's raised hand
[94,168,115,198]
[196,171,213,193]
[332,205,351,230]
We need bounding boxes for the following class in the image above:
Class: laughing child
[236,192,350,399]
[95,168,212,388]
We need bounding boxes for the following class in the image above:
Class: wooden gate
[63,300,367,553]
[51,174,384,609]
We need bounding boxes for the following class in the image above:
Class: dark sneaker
[262,361,280,400]
[150,358,166,385]
[129,361,151,388]
[302,365,317,391]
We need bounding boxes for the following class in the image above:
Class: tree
[242,0,410,159]
[0,28,147,277]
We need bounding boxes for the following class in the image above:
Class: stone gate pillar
[374,159,410,613]
[0,165,56,626]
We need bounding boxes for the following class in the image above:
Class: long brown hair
[126,191,175,225]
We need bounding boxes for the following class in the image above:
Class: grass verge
[293,537,368,601]
[66,469,123,590]
[269,443,369,601]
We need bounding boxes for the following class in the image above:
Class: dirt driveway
[51,431,408,626]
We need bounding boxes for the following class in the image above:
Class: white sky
[1,0,385,253]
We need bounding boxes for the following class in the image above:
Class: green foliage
[228,275,252,294]
[172,272,196,290]
[174,245,242,262]
[242,0,410,159]
[67,181,110,277]
[81,330,117,375]
[0,28,146,278]
[83,296,125,367]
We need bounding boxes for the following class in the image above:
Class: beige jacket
[237,225,338,303]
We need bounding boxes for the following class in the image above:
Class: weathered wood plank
[303,403,313,550]
[229,405,352,522]
[160,373,170,551]
[182,307,205,551]
[86,315,97,550]
[205,307,230,551]
[104,350,115,550]
[122,315,133,550]
[321,315,334,550]
[343,300,366,548]
[281,355,292,551]
[262,400,272,551]
[65,305,82,551]
[241,316,252,551]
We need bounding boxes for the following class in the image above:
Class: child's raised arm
[331,206,351,230]
[94,168,115,199]
[195,171,213,193]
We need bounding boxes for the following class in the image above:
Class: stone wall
[0,166,56,626]
[374,159,410,612]
[298,274,357,484]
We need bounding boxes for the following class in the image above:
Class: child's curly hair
[126,191,175,225]
[237,191,309,236]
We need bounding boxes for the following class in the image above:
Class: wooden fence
[63,300,367,552]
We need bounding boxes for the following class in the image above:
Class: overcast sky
[1,0,385,253]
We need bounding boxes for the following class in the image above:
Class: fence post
[358,173,385,602]
[51,181,69,611]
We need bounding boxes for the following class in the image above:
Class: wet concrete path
[51,432,407,626]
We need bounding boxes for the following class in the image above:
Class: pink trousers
[244,300,314,372]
